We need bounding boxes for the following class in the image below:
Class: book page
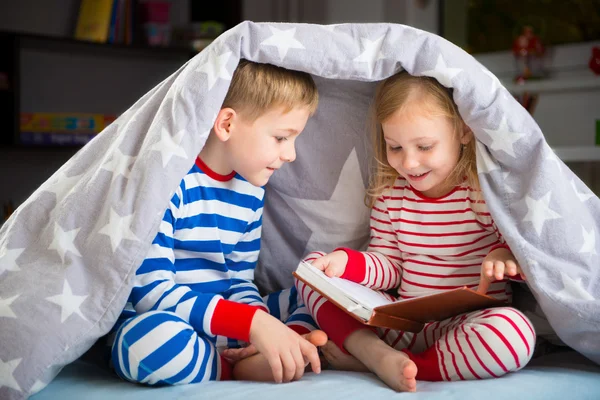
[299,261,392,310]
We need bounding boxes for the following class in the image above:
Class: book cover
[74,0,115,43]
[294,261,506,332]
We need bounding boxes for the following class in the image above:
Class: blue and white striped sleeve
[226,205,268,312]
[129,188,259,342]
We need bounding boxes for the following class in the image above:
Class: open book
[293,260,506,332]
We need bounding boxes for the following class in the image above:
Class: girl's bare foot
[320,340,369,372]
[231,330,327,382]
[345,329,417,392]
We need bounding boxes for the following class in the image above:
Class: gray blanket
[0,21,598,400]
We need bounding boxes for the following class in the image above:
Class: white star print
[0,295,19,318]
[46,280,88,323]
[422,54,462,88]
[481,67,504,95]
[570,180,594,202]
[279,149,371,254]
[319,24,343,33]
[522,192,562,236]
[44,170,83,198]
[353,35,386,72]
[97,208,140,253]
[150,128,190,167]
[502,172,516,194]
[101,148,137,185]
[476,140,500,174]
[0,247,24,276]
[546,147,562,171]
[260,27,305,61]
[579,226,597,255]
[556,272,595,301]
[195,51,232,90]
[48,223,81,264]
[29,380,47,395]
[484,116,525,158]
[0,357,22,392]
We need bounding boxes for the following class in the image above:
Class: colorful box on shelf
[19,112,116,146]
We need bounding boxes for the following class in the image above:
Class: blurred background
[1,0,599,224]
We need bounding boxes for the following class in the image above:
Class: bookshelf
[0,30,195,148]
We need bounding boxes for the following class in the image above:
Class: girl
[297,71,535,392]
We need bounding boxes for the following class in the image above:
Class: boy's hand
[477,247,526,294]
[249,310,321,383]
[311,251,349,278]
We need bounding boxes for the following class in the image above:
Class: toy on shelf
[590,46,600,76]
[512,25,546,83]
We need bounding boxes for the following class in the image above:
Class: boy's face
[226,106,311,187]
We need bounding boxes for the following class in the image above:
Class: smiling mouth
[408,171,430,180]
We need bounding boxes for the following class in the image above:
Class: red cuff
[489,243,510,253]
[210,299,260,342]
[509,273,525,282]
[336,247,366,283]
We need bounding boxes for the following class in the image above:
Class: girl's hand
[477,247,526,294]
[310,251,349,278]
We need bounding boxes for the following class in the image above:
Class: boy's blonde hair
[222,59,319,121]
[366,71,478,208]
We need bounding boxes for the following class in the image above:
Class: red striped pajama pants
[296,278,536,381]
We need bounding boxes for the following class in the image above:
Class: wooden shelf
[503,75,600,94]
[553,146,600,162]
[1,30,196,60]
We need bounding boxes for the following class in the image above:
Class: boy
[109,59,325,386]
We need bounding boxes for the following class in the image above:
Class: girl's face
[382,103,470,198]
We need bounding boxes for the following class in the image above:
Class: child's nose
[281,143,296,163]
[402,154,419,169]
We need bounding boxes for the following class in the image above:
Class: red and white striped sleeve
[338,195,402,291]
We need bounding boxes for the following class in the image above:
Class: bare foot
[320,340,369,372]
[345,329,417,392]
[232,330,327,382]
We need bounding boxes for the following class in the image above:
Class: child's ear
[213,108,236,142]
[460,122,474,145]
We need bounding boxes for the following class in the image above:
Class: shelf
[0,31,196,60]
[553,146,600,162]
[503,75,600,94]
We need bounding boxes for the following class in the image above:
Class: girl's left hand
[477,247,526,294]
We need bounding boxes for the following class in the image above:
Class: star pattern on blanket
[481,67,504,95]
[101,147,137,185]
[150,128,189,167]
[422,54,462,88]
[44,171,83,198]
[0,357,22,392]
[484,116,525,158]
[97,208,140,253]
[46,280,88,323]
[522,192,562,236]
[0,294,18,318]
[48,224,82,264]
[195,51,232,90]
[579,226,597,255]
[476,140,500,174]
[571,180,595,202]
[260,27,305,61]
[557,272,595,301]
[353,35,386,72]
[279,148,370,255]
[0,247,23,275]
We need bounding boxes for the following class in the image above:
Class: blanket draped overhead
[0,21,598,399]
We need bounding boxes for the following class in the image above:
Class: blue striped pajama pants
[109,286,317,386]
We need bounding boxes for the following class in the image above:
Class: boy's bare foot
[231,330,327,382]
[345,329,417,392]
[320,340,369,372]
